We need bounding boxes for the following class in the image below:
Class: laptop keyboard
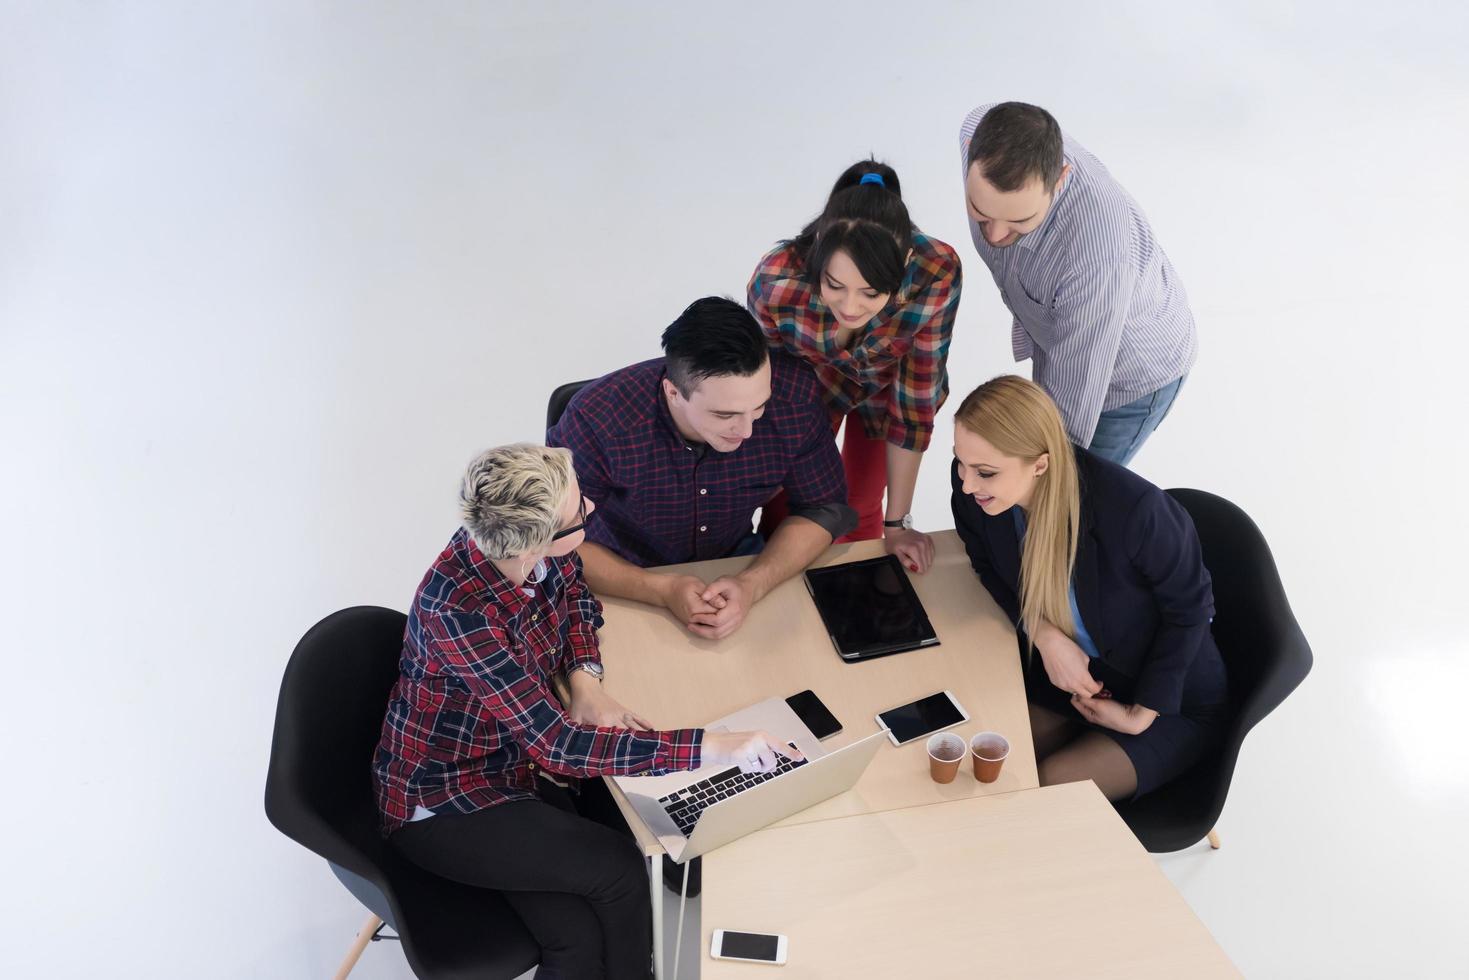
[657,744,808,838]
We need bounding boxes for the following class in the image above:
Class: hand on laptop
[703,730,805,774]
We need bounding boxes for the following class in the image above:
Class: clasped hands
[1033,623,1158,736]
[656,572,762,641]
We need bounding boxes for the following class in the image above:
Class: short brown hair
[966,102,1065,192]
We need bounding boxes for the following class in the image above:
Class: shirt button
[699,488,707,495]
[699,525,707,532]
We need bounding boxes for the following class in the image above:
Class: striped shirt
[747,233,962,453]
[959,104,1197,446]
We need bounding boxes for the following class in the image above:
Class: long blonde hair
[954,376,1080,646]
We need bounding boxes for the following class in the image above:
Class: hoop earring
[522,558,548,585]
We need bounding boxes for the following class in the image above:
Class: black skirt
[1019,630,1231,799]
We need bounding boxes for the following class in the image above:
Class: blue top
[1011,506,1102,659]
[953,446,1221,715]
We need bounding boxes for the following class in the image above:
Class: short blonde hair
[459,443,575,559]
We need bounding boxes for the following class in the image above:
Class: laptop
[804,554,940,662]
[614,697,887,864]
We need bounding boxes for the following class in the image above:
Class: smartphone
[875,690,969,746]
[710,929,787,965]
[785,689,842,740]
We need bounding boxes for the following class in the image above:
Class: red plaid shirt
[373,528,702,833]
[747,232,962,452]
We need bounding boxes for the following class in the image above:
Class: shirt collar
[1017,155,1073,252]
[456,527,533,612]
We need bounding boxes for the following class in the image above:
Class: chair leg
[1206,828,1221,850]
[332,912,383,980]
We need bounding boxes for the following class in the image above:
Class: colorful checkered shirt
[373,527,703,834]
[546,354,848,567]
[746,232,962,453]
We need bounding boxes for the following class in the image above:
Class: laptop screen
[804,555,938,661]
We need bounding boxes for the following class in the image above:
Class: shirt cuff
[787,501,859,540]
[564,630,602,672]
[657,728,704,771]
[884,417,935,452]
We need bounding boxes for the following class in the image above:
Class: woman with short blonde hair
[950,377,1229,800]
[374,443,798,978]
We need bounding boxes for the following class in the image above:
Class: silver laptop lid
[613,696,825,804]
[675,730,887,863]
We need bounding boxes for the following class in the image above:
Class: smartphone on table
[785,689,843,740]
[711,929,787,965]
[874,690,969,746]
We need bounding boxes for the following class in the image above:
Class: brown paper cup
[970,731,1010,783]
[927,732,966,784]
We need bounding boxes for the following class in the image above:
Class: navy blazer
[951,447,1219,715]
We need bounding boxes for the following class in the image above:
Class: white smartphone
[710,929,788,965]
[875,690,969,746]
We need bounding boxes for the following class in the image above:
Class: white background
[3,2,1467,977]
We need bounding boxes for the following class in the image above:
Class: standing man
[959,102,1197,465]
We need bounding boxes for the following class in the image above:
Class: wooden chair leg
[333,912,383,980]
[1206,828,1221,850]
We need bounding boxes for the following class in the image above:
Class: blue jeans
[1087,375,1186,466]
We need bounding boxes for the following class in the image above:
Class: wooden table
[700,781,1241,978]
[596,530,1038,852]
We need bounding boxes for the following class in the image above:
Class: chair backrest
[1166,489,1313,737]
[1115,491,1314,851]
[545,379,591,430]
[266,607,542,978]
[264,606,406,888]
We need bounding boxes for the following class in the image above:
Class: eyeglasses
[550,493,593,542]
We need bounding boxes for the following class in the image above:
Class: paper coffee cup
[970,732,1010,784]
[927,731,966,784]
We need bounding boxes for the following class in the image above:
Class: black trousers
[391,782,652,980]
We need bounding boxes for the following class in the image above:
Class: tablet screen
[804,555,937,660]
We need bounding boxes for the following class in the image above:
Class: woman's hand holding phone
[1033,622,1103,699]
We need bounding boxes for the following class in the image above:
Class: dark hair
[966,102,1064,193]
[660,296,769,397]
[789,159,914,296]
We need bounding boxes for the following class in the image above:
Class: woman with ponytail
[748,159,961,573]
[949,376,1229,800]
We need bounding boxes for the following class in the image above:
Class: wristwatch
[883,514,914,530]
[568,662,604,682]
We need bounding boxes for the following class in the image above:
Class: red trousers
[759,410,888,543]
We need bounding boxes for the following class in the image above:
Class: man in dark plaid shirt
[547,297,856,640]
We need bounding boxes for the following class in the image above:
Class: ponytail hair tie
[859,172,886,188]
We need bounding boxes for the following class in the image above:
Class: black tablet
[803,554,940,663]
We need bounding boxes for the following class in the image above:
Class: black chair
[264,606,539,979]
[1112,490,1313,853]
[546,380,592,430]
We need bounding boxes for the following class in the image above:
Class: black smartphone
[786,689,843,740]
